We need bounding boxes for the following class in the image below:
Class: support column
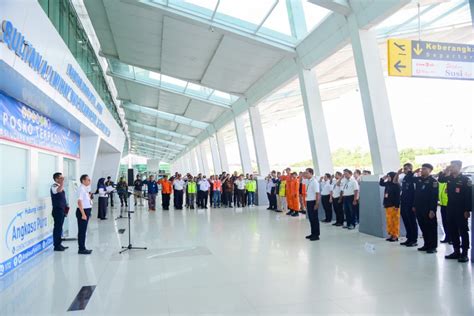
[209,134,222,174]
[92,152,122,190]
[248,106,271,176]
[79,135,100,177]
[196,145,205,173]
[348,15,400,174]
[190,149,198,175]
[234,114,252,174]
[298,68,334,175]
[199,143,211,175]
[216,130,229,172]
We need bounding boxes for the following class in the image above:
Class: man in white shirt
[320,173,333,223]
[234,175,246,207]
[198,176,210,209]
[173,174,185,210]
[341,169,359,230]
[304,168,321,241]
[330,171,344,226]
[77,174,92,255]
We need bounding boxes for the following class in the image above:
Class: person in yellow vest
[246,175,257,207]
[276,172,285,213]
[438,181,450,244]
[186,176,197,210]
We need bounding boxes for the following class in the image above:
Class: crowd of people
[48,160,471,261]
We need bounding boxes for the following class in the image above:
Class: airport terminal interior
[0,0,473,315]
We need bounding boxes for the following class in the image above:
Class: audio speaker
[127,168,134,186]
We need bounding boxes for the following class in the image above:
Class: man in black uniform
[50,172,69,252]
[413,164,439,254]
[395,163,419,247]
[438,160,472,263]
[105,176,115,207]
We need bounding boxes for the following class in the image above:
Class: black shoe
[275,210,282,213]
[291,212,299,217]
[335,223,343,227]
[417,246,428,251]
[305,235,313,239]
[309,236,320,241]
[267,207,272,210]
[458,255,469,263]
[54,247,65,252]
[286,211,293,216]
[347,225,355,230]
[426,249,437,254]
[78,249,92,255]
[386,238,393,241]
[445,252,461,260]
[406,242,418,247]
[60,245,69,250]
[388,238,398,242]
[400,241,409,246]
[440,239,449,244]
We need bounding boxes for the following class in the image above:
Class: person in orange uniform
[287,171,300,217]
[158,175,172,211]
[299,171,307,214]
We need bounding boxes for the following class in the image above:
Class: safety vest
[438,182,448,206]
[246,180,256,192]
[187,182,197,193]
[279,180,286,196]
[213,180,222,191]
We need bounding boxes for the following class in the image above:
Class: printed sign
[0,92,80,157]
[388,39,474,80]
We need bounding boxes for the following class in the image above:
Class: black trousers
[174,190,183,209]
[76,208,91,251]
[333,198,344,224]
[199,191,208,208]
[321,195,332,221]
[224,191,233,207]
[237,189,246,207]
[52,208,65,248]
[162,193,170,210]
[119,193,128,206]
[306,200,320,237]
[416,208,438,249]
[267,193,277,209]
[447,207,470,253]
[98,196,108,219]
[440,205,450,241]
[109,192,114,207]
[400,202,418,243]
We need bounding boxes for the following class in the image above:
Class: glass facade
[38,0,123,128]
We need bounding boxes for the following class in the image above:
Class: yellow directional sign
[388,38,474,80]
[388,39,412,77]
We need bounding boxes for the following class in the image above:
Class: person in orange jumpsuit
[286,172,300,217]
[158,175,172,210]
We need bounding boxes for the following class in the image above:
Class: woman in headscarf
[96,178,108,220]
[379,171,401,242]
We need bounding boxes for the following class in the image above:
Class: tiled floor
[1,201,472,315]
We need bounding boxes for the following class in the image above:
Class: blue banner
[0,92,80,157]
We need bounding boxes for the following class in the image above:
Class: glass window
[37,152,57,199]
[0,144,28,205]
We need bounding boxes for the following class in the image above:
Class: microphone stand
[119,190,147,254]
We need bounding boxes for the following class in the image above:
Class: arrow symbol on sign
[394,42,406,51]
[394,60,406,73]
[413,43,423,55]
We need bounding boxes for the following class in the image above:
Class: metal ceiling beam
[130,145,175,158]
[107,69,232,110]
[122,102,209,129]
[130,132,186,149]
[308,0,352,16]
[131,139,181,153]
[128,120,194,142]
[131,142,176,154]
[132,0,297,53]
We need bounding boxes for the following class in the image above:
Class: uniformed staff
[413,163,439,254]
[50,172,69,252]
[76,174,92,255]
[438,160,472,263]
[395,163,419,247]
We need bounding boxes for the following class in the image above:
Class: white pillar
[195,145,205,173]
[298,68,334,175]
[190,149,199,175]
[209,134,222,174]
[248,106,271,176]
[348,15,400,174]
[216,130,229,172]
[199,143,211,175]
[234,114,252,174]
[93,152,122,190]
[79,135,100,178]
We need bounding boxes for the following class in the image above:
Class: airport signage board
[0,92,80,158]
[388,38,474,80]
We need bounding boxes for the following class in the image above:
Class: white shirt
[305,177,320,201]
[320,180,332,195]
[266,179,275,193]
[173,179,185,190]
[332,179,342,198]
[51,182,61,194]
[77,184,92,209]
[235,179,246,190]
[342,177,359,196]
[198,179,210,191]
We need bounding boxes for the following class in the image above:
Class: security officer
[438,160,472,263]
[50,172,69,251]
[413,163,438,254]
[396,163,418,247]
